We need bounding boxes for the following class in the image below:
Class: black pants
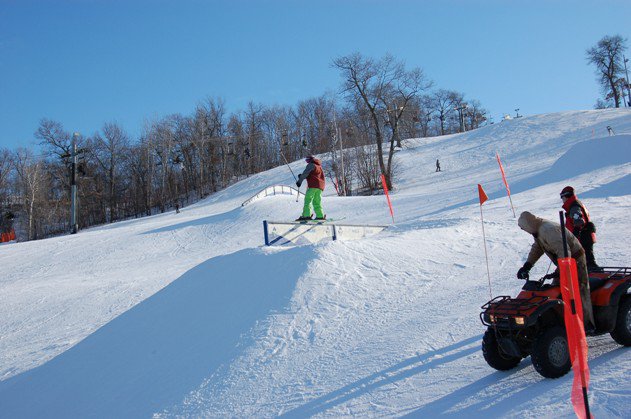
[579,229,598,268]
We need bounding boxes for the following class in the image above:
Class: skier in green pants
[295,155,326,221]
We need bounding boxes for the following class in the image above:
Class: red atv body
[480,267,631,378]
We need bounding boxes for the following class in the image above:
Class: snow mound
[510,134,631,194]
[0,246,315,417]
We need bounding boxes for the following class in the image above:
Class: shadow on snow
[281,334,628,418]
[280,335,482,418]
[403,343,628,417]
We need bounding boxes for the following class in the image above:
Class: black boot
[584,324,597,336]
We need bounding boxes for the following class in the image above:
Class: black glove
[296,180,302,188]
[517,262,533,280]
[543,271,560,280]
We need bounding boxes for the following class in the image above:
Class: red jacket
[563,195,595,241]
[306,159,325,190]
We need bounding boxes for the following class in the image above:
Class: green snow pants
[302,188,324,219]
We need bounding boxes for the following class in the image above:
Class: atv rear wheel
[482,328,521,371]
[611,297,631,346]
[531,326,571,378]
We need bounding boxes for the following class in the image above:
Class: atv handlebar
[519,273,557,286]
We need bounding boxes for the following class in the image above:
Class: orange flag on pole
[559,257,592,419]
[558,211,591,419]
[496,153,510,194]
[478,184,488,205]
[381,174,395,223]
[496,153,516,217]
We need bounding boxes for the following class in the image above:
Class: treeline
[0,53,488,242]
[587,34,630,109]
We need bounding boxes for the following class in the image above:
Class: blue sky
[1,0,630,149]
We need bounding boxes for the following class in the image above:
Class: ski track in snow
[1,109,630,418]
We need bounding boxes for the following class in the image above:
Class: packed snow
[0,109,630,418]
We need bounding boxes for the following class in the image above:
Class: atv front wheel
[531,326,571,378]
[482,328,521,371]
[611,297,631,346]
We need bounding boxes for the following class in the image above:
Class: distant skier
[295,155,326,221]
[435,159,441,172]
[560,186,600,271]
[607,126,614,136]
[516,211,595,332]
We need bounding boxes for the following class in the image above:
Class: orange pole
[381,174,394,223]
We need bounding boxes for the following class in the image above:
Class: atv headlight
[489,314,496,323]
[514,316,525,326]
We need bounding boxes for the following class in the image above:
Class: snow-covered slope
[1,109,630,418]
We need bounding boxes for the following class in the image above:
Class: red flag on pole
[559,257,592,419]
[496,153,510,194]
[478,184,488,205]
[381,174,395,223]
[496,153,516,217]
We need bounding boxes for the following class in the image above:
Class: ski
[296,217,346,224]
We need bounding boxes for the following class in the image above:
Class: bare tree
[35,118,75,158]
[430,89,462,135]
[150,116,179,212]
[587,35,628,108]
[0,149,12,232]
[13,149,45,240]
[0,149,10,194]
[464,99,488,130]
[243,102,265,176]
[299,96,337,155]
[262,105,292,168]
[192,97,227,196]
[416,95,435,137]
[382,66,432,148]
[34,119,81,217]
[333,53,430,189]
[90,122,130,222]
[129,135,155,216]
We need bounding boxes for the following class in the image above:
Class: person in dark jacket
[295,155,326,221]
[560,186,600,271]
[517,211,595,332]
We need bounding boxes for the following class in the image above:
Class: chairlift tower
[70,133,79,234]
[454,103,468,132]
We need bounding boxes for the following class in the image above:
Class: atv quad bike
[480,267,631,378]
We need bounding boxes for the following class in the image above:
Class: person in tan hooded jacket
[517,211,595,331]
